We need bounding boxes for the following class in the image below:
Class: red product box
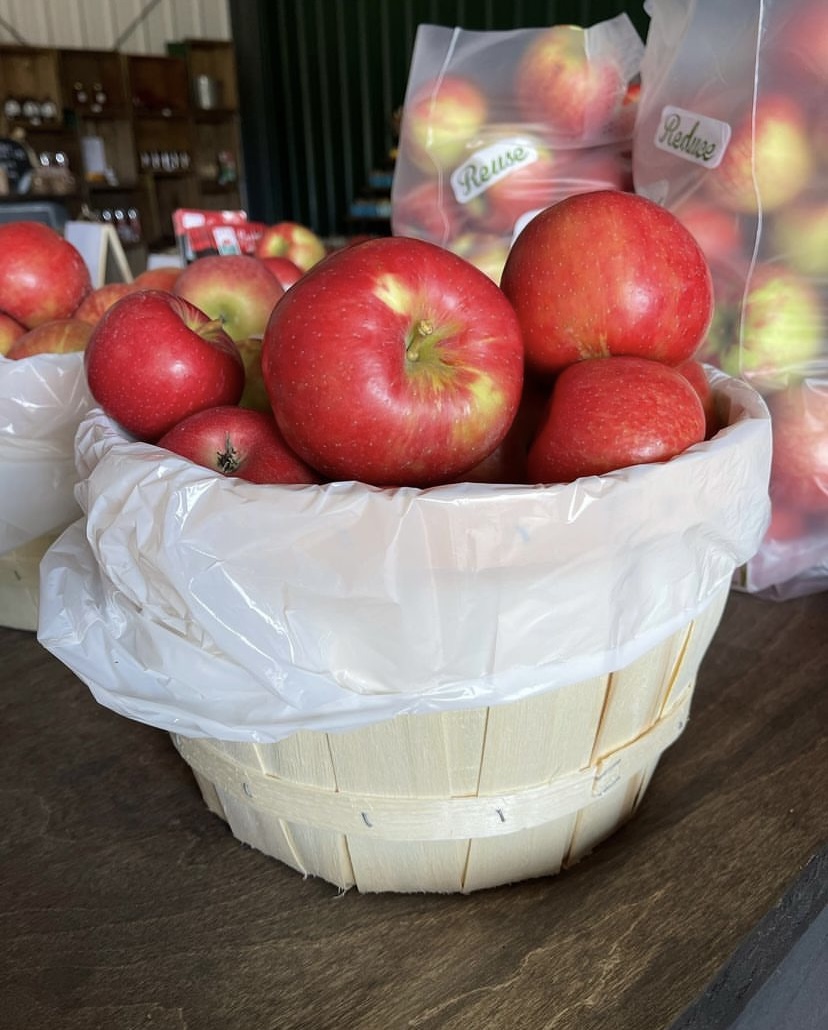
[172,209,267,263]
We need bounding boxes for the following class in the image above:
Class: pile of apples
[1,189,722,493]
[392,21,641,285]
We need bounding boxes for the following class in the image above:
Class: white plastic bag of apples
[0,352,94,554]
[37,369,771,744]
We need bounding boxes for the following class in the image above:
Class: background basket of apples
[633,0,828,599]
[391,14,646,285]
[0,221,100,630]
[0,216,323,630]
[35,186,772,893]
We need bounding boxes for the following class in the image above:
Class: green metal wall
[229,1,650,237]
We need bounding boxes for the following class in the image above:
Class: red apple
[400,74,488,174]
[768,381,828,515]
[675,359,720,438]
[261,236,525,487]
[73,282,135,326]
[0,221,91,329]
[705,95,813,214]
[6,318,93,359]
[258,255,304,291]
[157,406,321,485]
[132,266,182,291]
[500,190,714,375]
[514,25,627,140]
[0,312,26,356]
[84,290,245,442]
[527,356,707,484]
[173,254,284,341]
[254,221,327,272]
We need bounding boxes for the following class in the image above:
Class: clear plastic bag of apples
[633,0,828,599]
[391,14,646,285]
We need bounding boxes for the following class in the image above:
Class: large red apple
[6,318,93,359]
[157,406,321,485]
[705,95,813,214]
[400,74,488,174]
[527,356,706,484]
[514,25,627,140]
[261,236,525,487]
[84,290,245,442]
[173,254,284,341]
[254,221,327,272]
[73,282,135,326]
[0,221,91,329]
[500,190,714,375]
[768,381,828,515]
[0,312,26,356]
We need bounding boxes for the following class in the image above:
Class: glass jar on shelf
[3,95,22,121]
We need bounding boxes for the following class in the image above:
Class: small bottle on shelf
[91,83,107,114]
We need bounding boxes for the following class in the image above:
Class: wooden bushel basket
[172,582,729,894]
[0,532,58,632]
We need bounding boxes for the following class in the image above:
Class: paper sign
[64,221,133,288]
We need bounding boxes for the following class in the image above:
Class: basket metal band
[172,683,694,842]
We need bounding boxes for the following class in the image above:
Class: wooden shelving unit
[0,40,243,254]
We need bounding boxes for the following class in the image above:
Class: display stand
[64,220,133,288]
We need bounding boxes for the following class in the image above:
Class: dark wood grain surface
[2,588,826,1030]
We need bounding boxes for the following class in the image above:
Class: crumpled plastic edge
[37,369,772,743]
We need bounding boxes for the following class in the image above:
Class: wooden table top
[2,587,826,1030]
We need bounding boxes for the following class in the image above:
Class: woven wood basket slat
[172,583,730,893]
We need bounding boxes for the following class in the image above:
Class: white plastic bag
[37,370,771,743]
[0,352,95,555]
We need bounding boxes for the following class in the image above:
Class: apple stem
[407,319,433,362]
[216,434,241,475]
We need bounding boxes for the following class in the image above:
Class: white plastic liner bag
[38,370,771,744]
[0,352,95,555]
